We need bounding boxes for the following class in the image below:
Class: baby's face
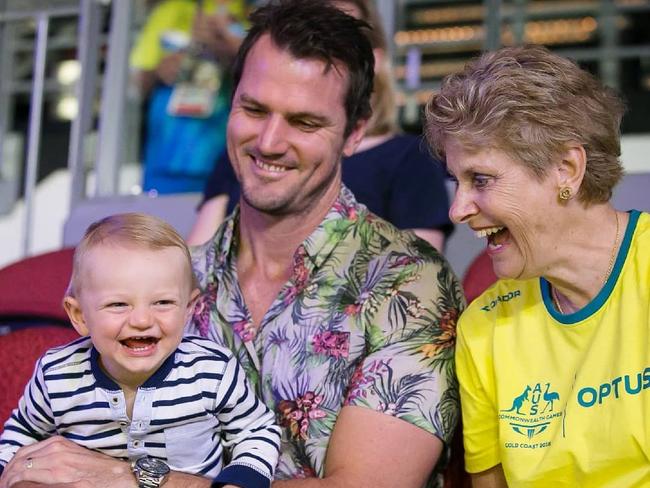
[67,244,197,389]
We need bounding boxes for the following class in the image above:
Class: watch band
[137,474,164,488]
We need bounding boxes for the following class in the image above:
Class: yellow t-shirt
[456,210,650,487]
[130,0,248,71]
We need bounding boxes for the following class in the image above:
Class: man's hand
[0,436,134,488]
[0,437,212,488]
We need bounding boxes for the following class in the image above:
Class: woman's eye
[473,174,491,189]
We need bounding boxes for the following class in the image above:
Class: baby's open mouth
[120,336,159,351]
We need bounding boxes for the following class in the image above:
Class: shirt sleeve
[387,136,453,235]
[0,357,55,471]
[212,355,281,488]
[455,309,501,473]
[343,249,464,445]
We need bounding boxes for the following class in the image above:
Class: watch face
[135,457,170,476]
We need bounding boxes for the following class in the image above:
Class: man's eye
[293,119,320,131]
[243,105,265,116]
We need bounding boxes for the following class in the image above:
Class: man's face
[227,34,365,217]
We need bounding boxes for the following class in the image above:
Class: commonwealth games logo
[499,383,561,440]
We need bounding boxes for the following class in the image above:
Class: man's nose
[257,114,289,156]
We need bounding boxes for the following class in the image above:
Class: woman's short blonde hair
[425,44,626,203]
[67,213,197,297]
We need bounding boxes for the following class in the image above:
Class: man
[190,1,463,486]
[1,2,462,487]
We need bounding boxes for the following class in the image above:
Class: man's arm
[273,406,443,488]
[471,465,507,488]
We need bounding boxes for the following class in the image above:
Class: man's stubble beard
[240,161,343,218]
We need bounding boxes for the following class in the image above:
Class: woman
[187,0,452,251]
[425,45,649,486]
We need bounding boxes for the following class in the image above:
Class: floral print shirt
[188,186,464,486]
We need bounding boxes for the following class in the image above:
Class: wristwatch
[132,456,170,488]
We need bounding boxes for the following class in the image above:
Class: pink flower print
[233,319,256,342]
[312,331,349,359]
[333,201,358,222]
[278,392,327,440]
[345,363,374,404]
[389,255,419,269]
[192,284,217,337]
[344,303,361,316]
[283,245,310,306]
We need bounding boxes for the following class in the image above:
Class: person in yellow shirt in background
[131,0,253,194]
[426,44,650,487]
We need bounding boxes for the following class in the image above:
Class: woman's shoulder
[460,278,540,331]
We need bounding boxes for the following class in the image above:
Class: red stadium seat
[0,325,79,428]
[0,249,79,428]
[462,250,498,304]
[0,248,75,323]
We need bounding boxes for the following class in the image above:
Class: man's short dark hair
[231,0,375,136]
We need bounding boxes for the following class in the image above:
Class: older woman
[425,45,649,487]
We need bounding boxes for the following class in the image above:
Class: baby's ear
[186,289,201,315]
[63,296,89,336]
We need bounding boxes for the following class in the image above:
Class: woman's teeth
[475,226,504,238]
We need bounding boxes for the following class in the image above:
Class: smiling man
[188,2,464,487]
[0,2,464,488]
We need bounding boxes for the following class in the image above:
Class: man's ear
[342,117,368,158]
[63,296,89,336]
[555,143,587,197]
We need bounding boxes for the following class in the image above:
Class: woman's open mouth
[475,226,510,251]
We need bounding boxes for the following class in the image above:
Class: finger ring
[25,457,33,469]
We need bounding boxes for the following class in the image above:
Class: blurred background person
[130,0,254,194]
[187,0,453,252]
[426,44,650,487]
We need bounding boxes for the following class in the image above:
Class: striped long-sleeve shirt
[0,335,280,488]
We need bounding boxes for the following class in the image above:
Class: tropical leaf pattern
[188,186,465,487]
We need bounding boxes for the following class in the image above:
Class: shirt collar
[221,185,368,272]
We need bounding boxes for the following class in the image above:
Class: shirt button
[110,396,120,405]
[133,440,142,448]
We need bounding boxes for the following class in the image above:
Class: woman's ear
[63,296,89,336]
[556,143,587,197]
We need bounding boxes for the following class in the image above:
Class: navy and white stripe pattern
[0,336,280,488]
